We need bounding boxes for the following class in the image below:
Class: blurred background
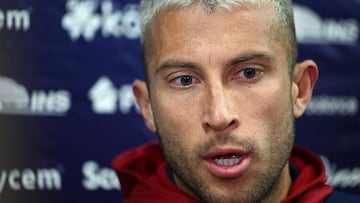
[0,0,359,202]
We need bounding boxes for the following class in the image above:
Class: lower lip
[204,155,250,178]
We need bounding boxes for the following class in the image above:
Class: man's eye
[241,68,257,79]
[173,75,194,87]
[237,68,262,79]
[180,76,193,86]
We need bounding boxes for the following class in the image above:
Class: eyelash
[170,75,198,89]
[168,67,263,89]
[233,67,263,81]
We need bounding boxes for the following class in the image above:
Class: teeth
[213,156,242,166]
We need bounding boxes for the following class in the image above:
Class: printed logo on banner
[0,167,62,194]
[293,4,359,44]
[321,156,360,189]
[0,76,71,116]
[82,161,120,190]
[62,0,140,41]
[0,8,30,31]
[88,76,140,114]
[305,95,359,116]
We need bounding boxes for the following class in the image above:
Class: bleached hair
[140,0,297,72]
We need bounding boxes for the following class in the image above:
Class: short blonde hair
[140,0,297,76]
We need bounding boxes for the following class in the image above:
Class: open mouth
[204,149,251,178]
[213,154,242,166]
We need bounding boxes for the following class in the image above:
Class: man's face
[143,3,296,203]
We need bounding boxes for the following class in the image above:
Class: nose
[202,83,239,135]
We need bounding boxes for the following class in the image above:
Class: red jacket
[112,142,333,203]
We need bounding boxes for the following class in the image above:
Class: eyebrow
[155,52,274,75]
[226,52,274,67]
[155,60,200,75]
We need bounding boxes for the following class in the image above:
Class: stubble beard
[154,104,295,203]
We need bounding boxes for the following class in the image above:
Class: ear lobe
[132,80,156,132]
[292,60,319,118]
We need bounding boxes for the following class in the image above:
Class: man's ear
[292,60,319,118]
[132,80,156,132]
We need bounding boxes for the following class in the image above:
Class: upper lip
[203,147,250,160]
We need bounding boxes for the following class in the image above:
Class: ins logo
[62,0,140,41]
[294,3,359,44]
[0,76,71,116]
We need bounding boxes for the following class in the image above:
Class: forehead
[146,2,282,70]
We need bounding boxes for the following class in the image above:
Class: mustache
[193,136,256,157]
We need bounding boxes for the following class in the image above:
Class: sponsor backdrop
[0,0,359,202]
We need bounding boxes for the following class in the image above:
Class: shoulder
[326,190,360,203]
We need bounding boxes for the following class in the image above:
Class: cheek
[248,82,290,118]
[243,81,292,139]
[265,89,293,142]
[152,93,201,144]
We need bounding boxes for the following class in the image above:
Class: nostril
[204,119,238,134]
[228,120,239,130]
